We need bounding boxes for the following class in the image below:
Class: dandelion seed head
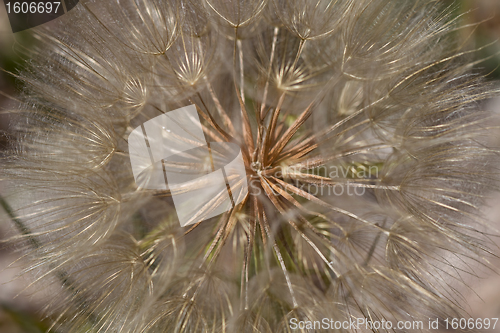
[2,0,500,332]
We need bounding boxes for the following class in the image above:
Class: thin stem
[237,39,245,105]
[0,195,100,329]
[260,27,280,119]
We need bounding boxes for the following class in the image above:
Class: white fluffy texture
[1,0,500,332]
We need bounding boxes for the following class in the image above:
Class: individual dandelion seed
[1,0,500,332]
